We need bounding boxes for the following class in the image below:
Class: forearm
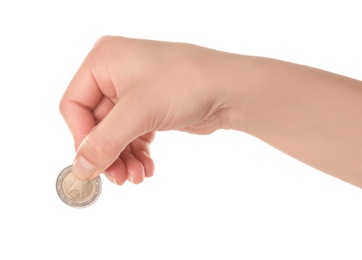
[228,55,362,188]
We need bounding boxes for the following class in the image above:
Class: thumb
[72,93,150,180]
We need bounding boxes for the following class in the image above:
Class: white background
[1,0,362,259]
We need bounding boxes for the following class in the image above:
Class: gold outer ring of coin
[56,165,102,208]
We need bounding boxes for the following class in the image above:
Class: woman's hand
[59,36,243,184]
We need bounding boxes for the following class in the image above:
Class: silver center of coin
[56,165,101,208]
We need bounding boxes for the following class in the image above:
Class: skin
[60,36,362,188]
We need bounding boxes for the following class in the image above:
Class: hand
[60,36,239,184]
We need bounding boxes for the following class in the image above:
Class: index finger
[59,55,102,150]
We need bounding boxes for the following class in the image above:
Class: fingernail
[129,173,134,184]
[105,173,117,185]
[73,156,96,180]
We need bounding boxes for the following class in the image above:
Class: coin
[56,165,101,208]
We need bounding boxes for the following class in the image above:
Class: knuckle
[58,95,69,117]
[91,35,124,55]
[89,35,125,70]
[92,35,114,50]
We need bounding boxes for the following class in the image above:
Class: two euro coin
[56,165,101,208]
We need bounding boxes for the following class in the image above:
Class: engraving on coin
[56,165,101,208]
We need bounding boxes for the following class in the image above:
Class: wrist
[209,52,264,133]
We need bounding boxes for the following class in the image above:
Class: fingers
[105,152,154,185]
[131,132,156,178]
[93,96,114,124]
[104,158,128,185]
[60,37,157,182]
[120,152,145,184]
[59,56,103,150]
[72,92,152,180]
[103,132,155,185]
